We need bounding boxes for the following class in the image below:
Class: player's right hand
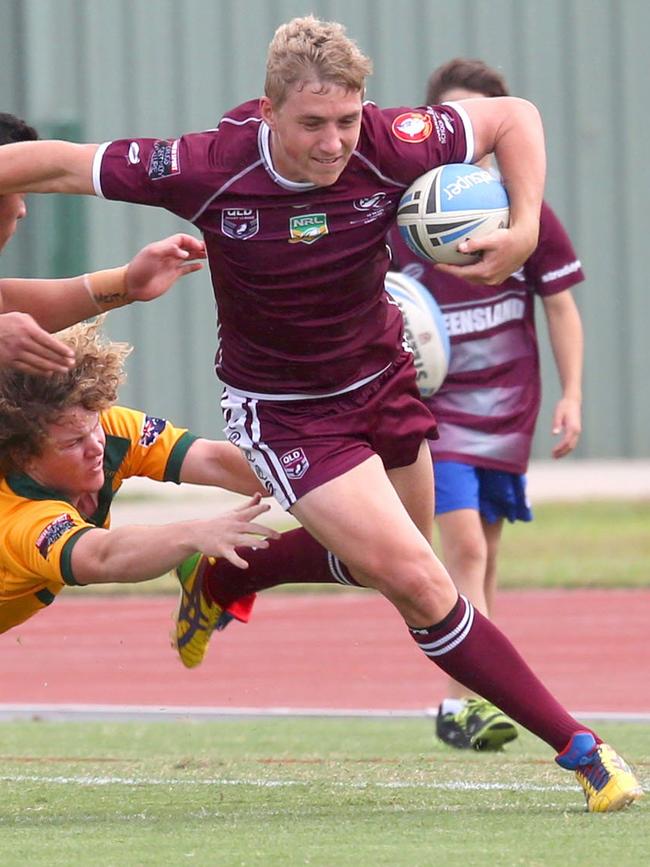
[0,311,75,375]
[200,493,280,569]
[125,233,207,303]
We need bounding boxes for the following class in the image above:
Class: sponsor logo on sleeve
[391,112,433,143]
[147,139,181,180]
[429,109,456,145]
[36,514,76,559]
[139,415,167,446]
[221,208,260,240]
[280,448,310,480]
[288,213,328,244]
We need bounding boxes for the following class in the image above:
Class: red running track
[1,590,649,714]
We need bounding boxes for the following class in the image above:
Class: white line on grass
[0,772,584,793]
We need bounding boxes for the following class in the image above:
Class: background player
[0,16,640,811]
[387,58,585,751]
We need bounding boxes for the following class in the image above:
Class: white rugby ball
[385,271,450,397]
[396,163,510,265]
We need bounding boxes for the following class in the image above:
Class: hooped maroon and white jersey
[94,100,472,398]
[388,201,585,474]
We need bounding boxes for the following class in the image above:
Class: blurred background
[1,0,648,459]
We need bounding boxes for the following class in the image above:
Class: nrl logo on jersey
[222,208,260,240]
[288,213,328,244]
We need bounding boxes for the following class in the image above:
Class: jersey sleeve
[92,131,219,222]
[361,102,472,185]
[525,201,585,296]
[101,406,198,484]
[5,500,94,589]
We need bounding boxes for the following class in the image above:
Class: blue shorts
[433,460,533,524]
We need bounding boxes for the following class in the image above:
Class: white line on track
[1,704,650,722]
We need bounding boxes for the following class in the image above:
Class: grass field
[0,718,647,866]
[4,500,648,864]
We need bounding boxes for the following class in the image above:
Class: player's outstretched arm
[0,233,207,355]
[0,140,97,195]
[71,494,281,585]
[179,439,267,497]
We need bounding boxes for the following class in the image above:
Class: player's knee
[364,546,451,604]
[450,534,488,572]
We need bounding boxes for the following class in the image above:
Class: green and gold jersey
[0,405,197,633]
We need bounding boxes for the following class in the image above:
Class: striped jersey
[387,201,585,473]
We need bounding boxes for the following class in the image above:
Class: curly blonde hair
[0,318,131,476]
[265,15,372,106]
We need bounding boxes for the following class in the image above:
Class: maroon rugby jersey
[94,101,471,397]
[388,201,585,473]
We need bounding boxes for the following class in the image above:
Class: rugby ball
[385,271,450,397]
[396,163,510,265]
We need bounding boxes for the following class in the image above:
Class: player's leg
[218,377,614,763]
[477,468,532,617]
[183,365,642,809]
[481,515,504,616]
[290,447,565,756]
[291,448,457,626]
[290,450,556,746]
[420,460,513,748]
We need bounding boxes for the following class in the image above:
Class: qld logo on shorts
[139,415,167,446]
[222,208,259,240]
[36,513,76,559]
[288,213,328,244]
[391,112,433,143]
[280,447,310,480]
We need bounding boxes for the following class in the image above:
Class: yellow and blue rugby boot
[556,731,643,812]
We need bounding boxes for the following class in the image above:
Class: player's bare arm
[179,438,268,497]
[70,494,280,583]
[0,234,206,337]
[437,96,545,285]
[0,140,98,195]
[542,289,583,458]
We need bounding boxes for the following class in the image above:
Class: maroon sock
[204,527,360,609]
[409,595,599,753]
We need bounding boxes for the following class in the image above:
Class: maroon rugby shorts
[222,350,438,509]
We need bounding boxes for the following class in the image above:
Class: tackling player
[0,319,278,635]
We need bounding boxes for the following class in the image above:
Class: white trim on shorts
[221,389,297,510]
